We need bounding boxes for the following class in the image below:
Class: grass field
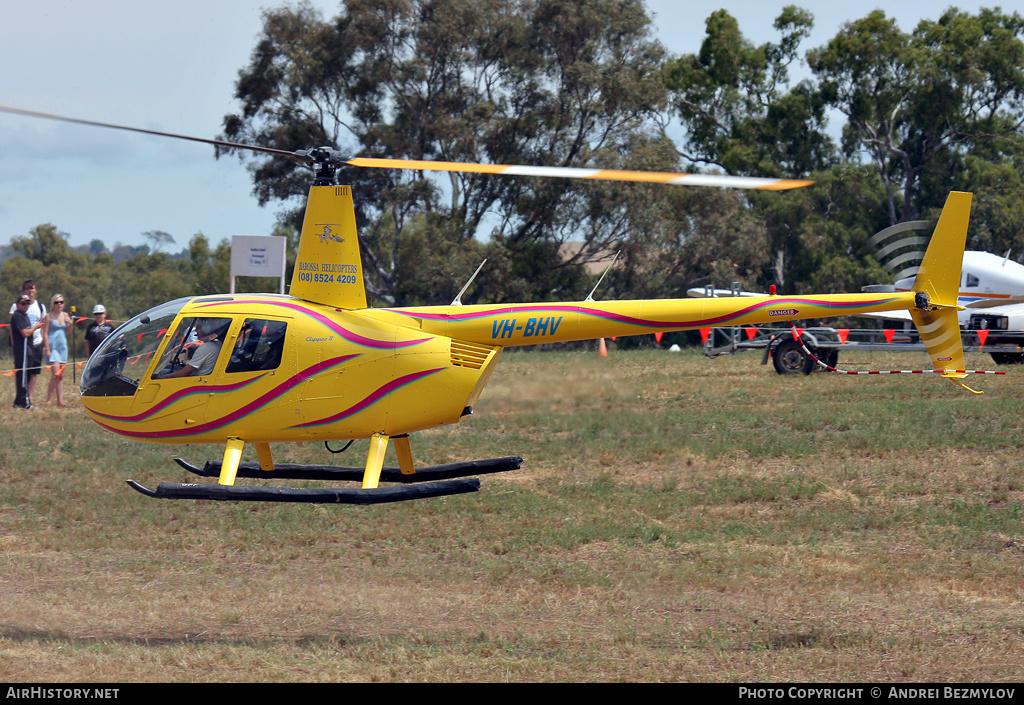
[1,346,1022,682]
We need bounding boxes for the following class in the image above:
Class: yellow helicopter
[1,106,985,504]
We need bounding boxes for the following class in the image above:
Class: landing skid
[126,453,524,505]
[126,478,482,504]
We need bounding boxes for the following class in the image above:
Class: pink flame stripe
[94,355,359,439]
[291,367,445,428]
[385,297,903,329]
[89,374,266,422]
[197,299,432,349]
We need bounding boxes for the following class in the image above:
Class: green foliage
[752,164,891,292]
[602,185,769,298]
[9,223,88,269]
[961,155,1024,257]
[186,233,231,296]
[392,213,489,305]
[667,6,1024,293]
[0,230,233,331]
[221,0,670,305]
[142,230,176,253]
[666,6,834,177]
[808,7,1024,224]
[0,225,106,323]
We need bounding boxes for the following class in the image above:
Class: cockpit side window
[81,297,190,397]
[153,317,232,379]
[965,273,980,287]
[226,319,288,373]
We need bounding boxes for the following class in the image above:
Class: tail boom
[373,292,918,346]
[364,191,979,392]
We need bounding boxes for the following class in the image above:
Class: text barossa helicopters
[1,107,986,505]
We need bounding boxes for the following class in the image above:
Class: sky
[0,0,1015,250]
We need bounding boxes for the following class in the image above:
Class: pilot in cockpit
[155,318,230,379]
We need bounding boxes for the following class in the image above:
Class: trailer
[702,323,1024,374]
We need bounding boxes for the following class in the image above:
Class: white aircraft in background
[889,249,1024,323]
[865,220,1024,337]
[852,248,1024,362]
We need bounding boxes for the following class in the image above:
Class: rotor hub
[294,147,353,185]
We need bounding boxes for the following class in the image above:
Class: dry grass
[0,346,1022,682]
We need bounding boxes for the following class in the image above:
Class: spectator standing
[42,293,72,407]
[9,294,43,409]
[85,304,115,356]
[8,280,45,400]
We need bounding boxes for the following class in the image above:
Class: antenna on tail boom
[452,260,488,306]
[585,251,620,302]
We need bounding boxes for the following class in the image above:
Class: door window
[226,319,288,373]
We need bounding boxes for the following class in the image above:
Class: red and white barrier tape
[788,326,1006,377]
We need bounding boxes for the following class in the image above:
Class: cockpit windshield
[81,297,191,397]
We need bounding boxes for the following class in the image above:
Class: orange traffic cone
[598,338,608,357]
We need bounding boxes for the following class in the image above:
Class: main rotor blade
[1,104,814,190]
[0,105,307,163]
[346,157,814,190]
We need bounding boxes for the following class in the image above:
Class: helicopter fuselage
[79,295,502,444]
[80,288,922,446]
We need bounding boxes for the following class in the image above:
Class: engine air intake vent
[450,340,493,369]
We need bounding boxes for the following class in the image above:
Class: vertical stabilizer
[289,185,367,309]
[914,191,972,307]
[911,191,975,390]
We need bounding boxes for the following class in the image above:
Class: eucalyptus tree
[220,0,670,305]
[808,7,1024,226]
[665,5,834,179]
[667,6,1024,292]
[664,6,839,291]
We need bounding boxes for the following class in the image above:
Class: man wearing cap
[85,304,115,357]
[8,280,46,401]
[10,294,44,408]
